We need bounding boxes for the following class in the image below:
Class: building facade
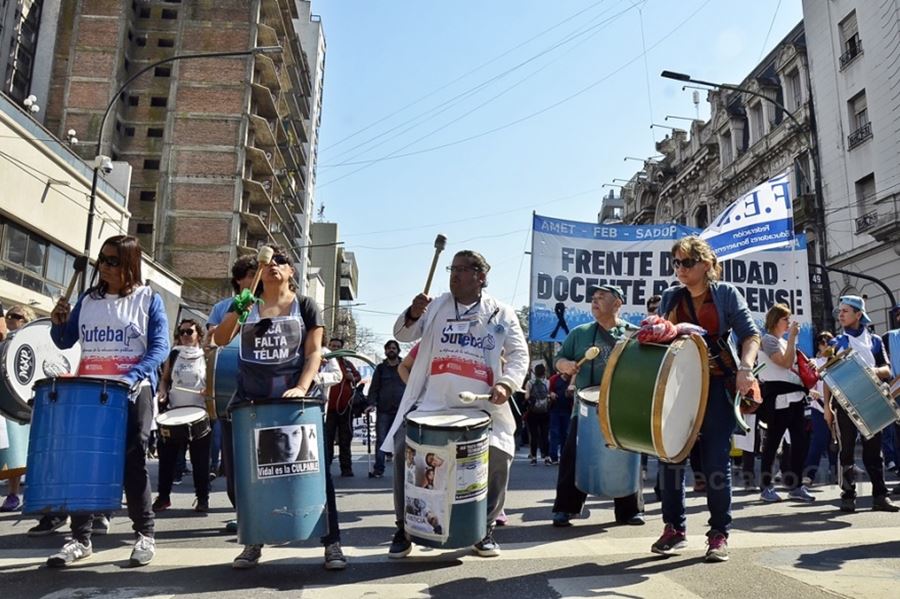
[309,220,358,338]
[622,23,831,330]
[802,0,900,332]
[43,0,324,309]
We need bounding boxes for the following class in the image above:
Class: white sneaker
[47,539,92,568]
[801,476,813,487]
[129,533,155,566]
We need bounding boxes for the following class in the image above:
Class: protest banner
[529,214,813,354]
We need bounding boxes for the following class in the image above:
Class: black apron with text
[236,315,305,401]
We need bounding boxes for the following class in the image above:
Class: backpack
[529,379,550,414]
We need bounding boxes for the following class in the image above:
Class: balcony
[251,84,278,120]
[847,121,872,150]
[242,177,271,206]
[240,209,269,236]
[255,53,281,93]
[257,23,280,49]
[249,114,277,148]
[246,146,275,177]
[793,193,817,227]
[858,202,900,242]
[839,35,863,70]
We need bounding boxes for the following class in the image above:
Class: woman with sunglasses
[650,235,760,563]
[152,319,211,514]
[213,246,346,571]
[47,235,169,568]
[0,305,35,512]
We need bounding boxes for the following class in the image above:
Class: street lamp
[660,69,833,329]
[81,46,282,290]
[624,155,663,162]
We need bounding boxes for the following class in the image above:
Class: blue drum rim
[32,377,132,391]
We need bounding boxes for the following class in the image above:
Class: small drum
[0,417,29,481]
[821,350,900,439]
[599,334,709,463]
[404,410,491,549]
[205,338,240,419]
[24,377,131,515]
[575,387,640,498]
[156,406,211,443]
[0,319,81,423]
[231,398,327,545]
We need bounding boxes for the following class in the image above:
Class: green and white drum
[598,334,709,463]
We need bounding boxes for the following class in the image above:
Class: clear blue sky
[311,0,804,347]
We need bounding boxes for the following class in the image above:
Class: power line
[317,0,713,188]
[320,0,615,154]
[758,0,783,61]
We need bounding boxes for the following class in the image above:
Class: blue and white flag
[701,171,794,260]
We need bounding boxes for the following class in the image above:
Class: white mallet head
[257,245,275,266]
[584,346,600,360]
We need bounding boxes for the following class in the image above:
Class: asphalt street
[2,432,900,598]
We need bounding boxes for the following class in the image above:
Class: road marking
[549,574,702,598]
[7,524,900,570]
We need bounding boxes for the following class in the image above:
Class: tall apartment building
[802,0,900,331]
[0,0,59,107]
[43,0,325,308]
[309,221,358,337]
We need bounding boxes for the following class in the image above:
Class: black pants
[157,430,212,501]
[528,412,550,459]
[837,405,888,498]
[72,389,154,543]
[552,415,643,521]
[760,401,809,490]
[325,408,353,474]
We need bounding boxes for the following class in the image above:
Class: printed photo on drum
[405,440,449,492]
[404,488,449,541]
[255,424,319,479]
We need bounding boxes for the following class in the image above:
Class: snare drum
[205,338,240,418]
[156,406,211,443]
[575,387,640,498]
[0,319,81,423]
[821,350,900,439]
[599,334,709,463]
[404,410,491,549]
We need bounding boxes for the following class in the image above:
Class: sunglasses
[272,254,291,266]
[672,257,699,269]
[97,253,121,267]
[5,313,25,321]
[178,329,196,336]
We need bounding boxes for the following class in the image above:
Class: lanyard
[454,297,481,320]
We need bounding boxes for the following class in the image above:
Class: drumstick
[574,346,600,369]
[228,246,274,339]
[62,255,89,303]
[459,391,491,404]
[423,234,447,295]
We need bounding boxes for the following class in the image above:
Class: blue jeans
[209,419,223,472]
[803,409,836,481]
[373,410,395,475]
[549,411,570,461]
[659,377,734,536]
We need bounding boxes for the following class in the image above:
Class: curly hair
[671,235,722,283]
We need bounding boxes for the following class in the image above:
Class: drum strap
[589,323,619,387]
[681,289,735,377]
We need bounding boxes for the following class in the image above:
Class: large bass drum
[599,334,709,463]
[0,318,81,423]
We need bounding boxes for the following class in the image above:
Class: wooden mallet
[62,255,89,302]
[575,346,600,369]
[423,233,447,295]
[228,245,275,339]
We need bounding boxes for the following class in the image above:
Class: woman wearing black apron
[213,246,345,570]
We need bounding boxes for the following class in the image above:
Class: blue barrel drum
[24,377,130,514]
[404,410,491,549]
[231,398,327,545]
[575,386,641,498]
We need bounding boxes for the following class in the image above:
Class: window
[720,130,733,165]
[150,96,167,107]
[161,8,178,19]
[0,219,76,297]
[786,69,802,111]
[136,223,153,234]
[143,159,160,170]
[124,127,135,137]
[140,190,157,202]
[147,127,164,138]
[839,11,862,68]
[847,91,872,149]
[128,95,139,106]
[136,36,147,47]
[138,6,150,18]
[154,66,171,77]
[749,102,765,144]
[854,173,877,233]
[158,38,174,48]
